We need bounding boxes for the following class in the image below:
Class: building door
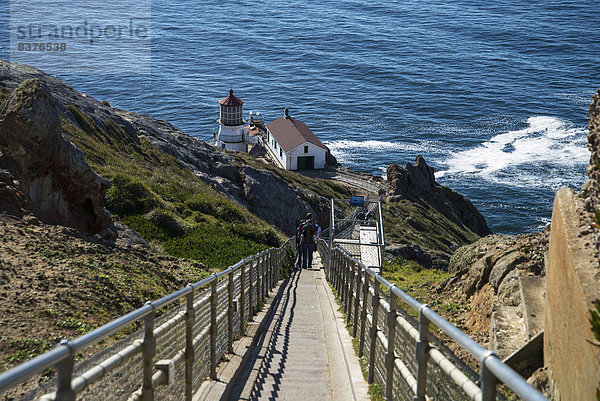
[297,156,314,170]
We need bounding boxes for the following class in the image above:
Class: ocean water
[2,0,600,234]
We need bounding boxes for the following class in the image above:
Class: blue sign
[349,196,364,207]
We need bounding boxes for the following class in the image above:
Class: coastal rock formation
[585,89,600,200]
[0,78,113,234]
[386,155,491,237]
[447,232,547,299]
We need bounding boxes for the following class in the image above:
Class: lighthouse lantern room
[215,89,247,152]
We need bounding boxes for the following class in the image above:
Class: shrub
[146,210,185,237]
[104,174,157,217]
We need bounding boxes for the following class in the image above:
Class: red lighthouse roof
[219,89,244,106]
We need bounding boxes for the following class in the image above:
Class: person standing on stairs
[300,213,316,269]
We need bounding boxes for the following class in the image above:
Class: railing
[319,240,548,401]
[0,240,293,401]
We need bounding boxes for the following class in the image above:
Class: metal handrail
[320,240,547,401]
[0,239,293,399]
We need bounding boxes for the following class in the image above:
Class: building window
[304,145,308,153]
[280,149,282,157]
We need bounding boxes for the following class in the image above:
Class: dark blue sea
[2,0,600,234]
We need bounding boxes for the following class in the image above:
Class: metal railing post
[385,287,398,401]
[260,255,266,302]
[240,262,246,334]
[358,271,369,358]
[256,258,262,308]
[227,272,234,354]
[353,266,361,337]
[480,351,498,401]
[249,261,254,318]
[368,277,380,384]
[210,277,218,380]
[55,341,75,401]
[267,252,272,291]
[142,304,156,401]
[185,286,195,401]
[342,259,349,311]
[414,305,431,401]
[346,262,355,326]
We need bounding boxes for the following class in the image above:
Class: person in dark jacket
[300,213,316,269]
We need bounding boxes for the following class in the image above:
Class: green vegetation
[4,338,55,365]
[382,258,451,302]
[61,105,284,269]
[383,199,480,258]
[232,152,353,201]
[10,79,42,110]
[0,86,12,110]
[279,247,296,280]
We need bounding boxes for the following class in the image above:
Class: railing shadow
[250,268,301,400]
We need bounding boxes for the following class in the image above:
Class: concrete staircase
[490,275,546,376]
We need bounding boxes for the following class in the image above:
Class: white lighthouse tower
[215,89,247,152]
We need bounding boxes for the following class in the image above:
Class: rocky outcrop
[386,155,491,237]
[386,244,433,268]
[0,78,113,235]
[584,89,600,202]
[447,232,547,299]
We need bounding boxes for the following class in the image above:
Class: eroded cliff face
[584,90,600,203]
[0,78,113,235]
[386,155,491,237]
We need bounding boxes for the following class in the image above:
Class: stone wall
[545,188,600,400]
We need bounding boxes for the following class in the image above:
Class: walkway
[250,253,369,401]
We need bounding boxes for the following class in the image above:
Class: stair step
[519,275,546,338]
[490,305,528,359]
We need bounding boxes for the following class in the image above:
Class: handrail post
[227,271,234,354]
[414,305,431,401]
[240,262,246,335]
[358,271,369,357]
[267,252,272,291]
[185,286,195,401]
[249,261,254,318]
[480,351,498,401]
[353,266,361,337]
[385,287,398,401]
[346,262,355,326]
[55,341,75,401]
[262,254,267,300]
[342,258,349,311]
[142,303,156,401]
[210,277,218,380]
[368,276,380,384]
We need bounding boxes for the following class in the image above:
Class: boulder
[386,155,491,237]
[386,244,433,268]
[0,79,113,235]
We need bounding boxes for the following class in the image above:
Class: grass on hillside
[232,151,354,201]
[61,105,284,269]
[383,199,480,257]
[382,257,470,327]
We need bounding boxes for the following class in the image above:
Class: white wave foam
[324,139,442,164]
[437,116,589,189]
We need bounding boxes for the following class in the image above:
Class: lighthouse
[215,89,247,152]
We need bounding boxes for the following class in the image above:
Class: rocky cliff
[386,155,491,237]
[0,78,113,235]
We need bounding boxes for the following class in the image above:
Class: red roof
[266,116,327,152]
[219,89,244,106]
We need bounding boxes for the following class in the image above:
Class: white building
[265,108,328,170]
[215,89,248,152]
